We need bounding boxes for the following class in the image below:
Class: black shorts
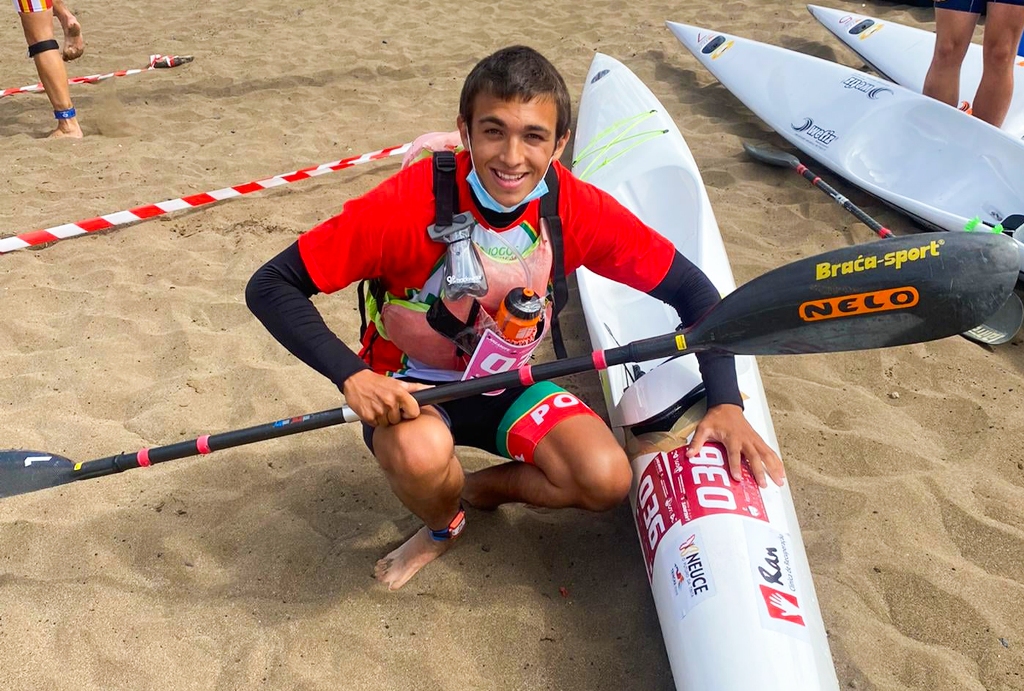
[361,381,521,456]
[360,378,600,462]
[935,0,1024,13]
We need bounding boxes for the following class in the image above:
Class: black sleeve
[648,251,743,409]
[245,242,369,392]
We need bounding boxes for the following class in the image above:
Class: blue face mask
[465,140,552,213]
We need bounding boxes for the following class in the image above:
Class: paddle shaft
[68,333,689,482]
[6,232,1015,500]
[742,141,894,239]
[793,164,894,239]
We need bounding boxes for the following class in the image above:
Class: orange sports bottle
[495,287,543,345]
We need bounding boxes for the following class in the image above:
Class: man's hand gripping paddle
[1,233,1018,500]
[743,141,1023,346]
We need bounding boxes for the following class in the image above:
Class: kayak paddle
[1,232,1017,500]
[1003,215,1023,231]
[743,141,1024,346]
[1005,215,1024,249]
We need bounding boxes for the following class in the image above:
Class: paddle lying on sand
[743,141,1024,346]
[1,233,1017,500]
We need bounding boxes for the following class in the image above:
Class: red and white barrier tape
[0,142,410,254]
[1,55,193,99]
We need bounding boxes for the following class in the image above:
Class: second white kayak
[667,20,1024,277]
[808,3,1024,141]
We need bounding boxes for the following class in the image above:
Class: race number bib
[461,328,541,395]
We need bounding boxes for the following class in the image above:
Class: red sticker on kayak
[634,443,768,579]
[667,443,768,523]
[759,584,806,626]
[635,453,679,578]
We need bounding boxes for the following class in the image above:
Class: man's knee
[573,446,631,512]
[374,424,454,481]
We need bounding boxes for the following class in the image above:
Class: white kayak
[807,4,1024,141]
[666,21,1024,277]
[571,53,840,691]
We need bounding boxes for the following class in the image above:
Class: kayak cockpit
[836,100,1024,223]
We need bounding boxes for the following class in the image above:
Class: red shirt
[298,151,675,375]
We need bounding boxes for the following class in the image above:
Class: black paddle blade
[0,450,79,499]
[1002,214,1023,231]
[689,233,1019,355]
[742,141,799,169]
[961,292,1023,345]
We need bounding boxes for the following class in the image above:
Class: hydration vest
[357,151,569,369]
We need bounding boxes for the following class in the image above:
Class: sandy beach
[2,0,1023,689]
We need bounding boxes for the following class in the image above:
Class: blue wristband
[54,107,76,120]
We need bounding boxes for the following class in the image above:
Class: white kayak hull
[808,3,1024,142]
[667,20,1024,277]
[572,53,840,691]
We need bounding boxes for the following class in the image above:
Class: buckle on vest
[427,212,475,243]
[433,151,457,174]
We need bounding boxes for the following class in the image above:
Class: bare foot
[57,13,85,61]
[49,119,83,139]
[373,526,455,591]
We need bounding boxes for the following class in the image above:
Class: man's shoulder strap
[359,151,460,343]
[433,150,459,228]
[540,165,568,360]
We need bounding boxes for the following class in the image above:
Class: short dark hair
[459,46,571,141]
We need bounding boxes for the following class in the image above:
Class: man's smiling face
[459,93,569,209]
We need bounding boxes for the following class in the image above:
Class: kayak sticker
[858,23,883,40]
[591,69,610,84]
[633,453,720,615]
[635,452,678,580]
[633,443,766,623]
[667,443,769,525]
[791,118,839,149]
[698,34,733,60]
[745,522,809,640]
[633,443,768,578]
[843,18,883,40]
[573,110,667,182]
[666,526,717,619]
[711,40,733,60]
[841,76,893,100]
